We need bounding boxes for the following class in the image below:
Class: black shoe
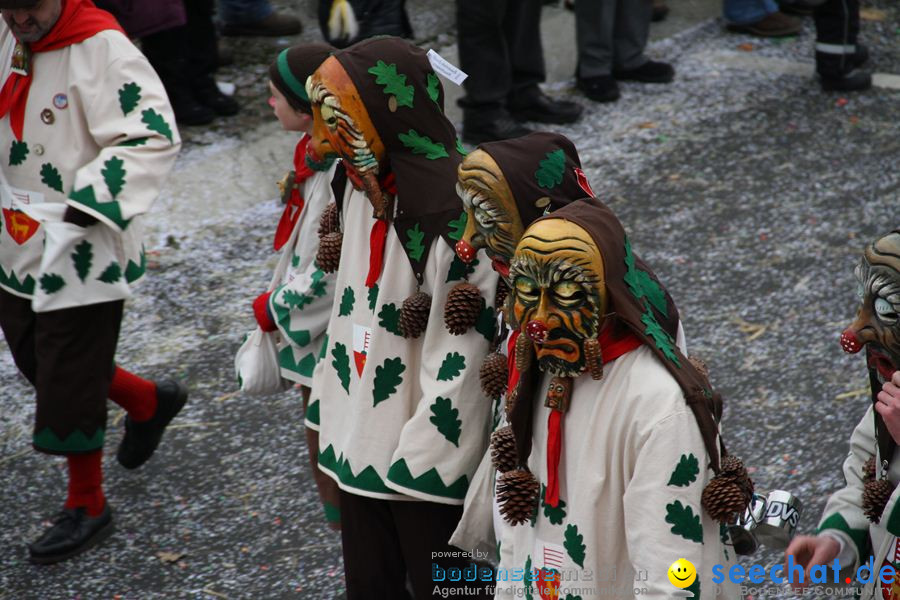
[777,0,815,16]
[171,96,216,126]
[508,90,582,124]
[221,12,302,37]
[117,380,188,470]
[820,69,872,92]
[613,60,675,83]
[576,75,620,103]
[29,505,114,565]
[462,114,533,145]
[652,1,670,22]
[194,79,240,116]
[850,44,869,70]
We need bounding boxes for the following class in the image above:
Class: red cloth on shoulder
[273,135,316,251]
[0,0,123,140]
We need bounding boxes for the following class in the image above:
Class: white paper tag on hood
[427,49,468,86]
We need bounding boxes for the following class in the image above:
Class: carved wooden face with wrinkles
[306,56,385,174]
[842,232,900,381]
[509,219,607,377]
[455,150,523,279]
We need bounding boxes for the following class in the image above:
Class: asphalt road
[1,1,899,598]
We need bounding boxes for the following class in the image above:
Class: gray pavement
[2,1,900,598]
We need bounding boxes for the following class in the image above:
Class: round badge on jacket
[53,94,68,109]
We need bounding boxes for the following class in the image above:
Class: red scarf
[544,324,642,508]
[0,0,122,141]
[344,168,396,289]
[273,135,316,251]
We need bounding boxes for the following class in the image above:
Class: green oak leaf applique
[535,149,565,189]
[455,139,468,156]
[686,577,700,598]
[426,72,440,103]
[310,269,328,297]
[437,352,465,381]
[102,156,126,199]
[40,162,63,193]
[283,289,313,310]
[447,210,467,241]
[665,500,703,543]
[641,311,679,364]
[623,238,667,314]
[398,129,449,160]
[475,304,497,342]
[39,273,65,294]
[367,60,414,108]
[377,303,403,336]
[368,284,379,311]
[9,140,27,166]
[564,524,586,568]
[97,261,122,283]
[339,286,355,316]
[719,523,730,561]
[668,454,700,487]
[71,240,93,282]
[446,255,477,283]
[540,485,567,525]
[405,223,425,261]
[524,555,534,600]
[373,357,406,406]
[429,396,461,446]
[141,108,174,143]
[331,342,351,393]
[118,82,142,116]
[118,137,148,147]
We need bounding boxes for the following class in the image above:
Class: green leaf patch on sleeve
[667,454,700,487]
[71,240,93,282]
[665,500,704,543]
[141,108,174,144]
[429,396,461,446]
[118,82,142,116]
[101,156,126,199]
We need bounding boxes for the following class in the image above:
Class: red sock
[65,450,105,517]
[109,366,157,422]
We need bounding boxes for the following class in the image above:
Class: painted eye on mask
[319,104,338,130]
[553,281,585,308]
[874,297,899,323]
[474,207,495,229]
[515,277,539,305]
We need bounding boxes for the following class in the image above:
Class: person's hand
[784,535,840,591]
[876,371,900,444]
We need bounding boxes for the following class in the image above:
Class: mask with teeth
[841,231,900,382]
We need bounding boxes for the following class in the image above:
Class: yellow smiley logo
[668,558,697,589]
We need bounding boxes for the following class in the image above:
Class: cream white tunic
[267,144,338,387]
[494,345,737,599]
[0,26,179,312]
[311,184,499,504]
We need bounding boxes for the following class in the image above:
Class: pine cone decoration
[514,333,533,373]
[490,426,517,473]
[318,202,340,237]
[583,337,604,381]
[863,478,894,523]
[400,291,431,339]
[494,279,509,311]
[444,282,482,335]
[316,231,343,273]
[863,456,877,481]
[702,455,755,523]
[480,352,508,399]
[497,469,539,526]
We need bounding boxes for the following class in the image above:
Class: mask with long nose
[508,218,607,377]
[454,149,525,279]
[840,231,900,382]
[306,56,388,212]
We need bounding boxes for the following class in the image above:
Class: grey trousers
[575,0,653,77]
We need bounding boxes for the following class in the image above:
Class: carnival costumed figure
[447,132,689,559]
[304,37,499,598]
[787,231,900,598]
[491,201,748,598]
[0,0,185,563]
[250,42,343,530]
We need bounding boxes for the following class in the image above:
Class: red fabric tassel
[365,218,388,288]
[545,409,563,507]
[506,330,521,398]
[0,0,123,140]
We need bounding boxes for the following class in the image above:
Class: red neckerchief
[0,0,123,141]
[545,322,643,507]
[273,135,316,251]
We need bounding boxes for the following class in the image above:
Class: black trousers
[456,0,546,114]
[339,490,492,599]
[0,290,122,455]
[813,0,860,76]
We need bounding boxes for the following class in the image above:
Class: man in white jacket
[0,0,182,564]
